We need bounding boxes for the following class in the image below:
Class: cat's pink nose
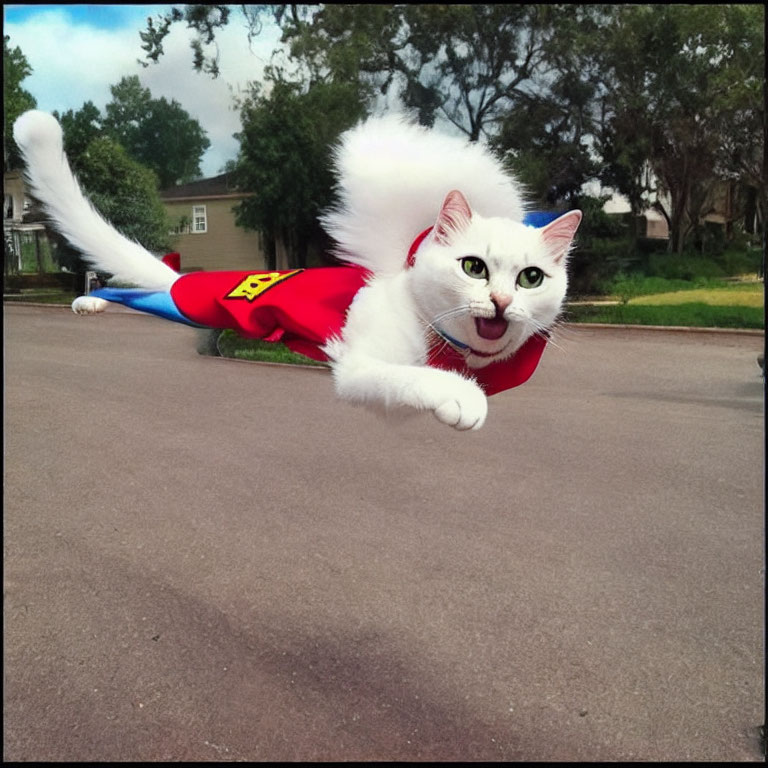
[491,293,512,313]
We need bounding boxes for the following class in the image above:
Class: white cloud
[5,6,284,177]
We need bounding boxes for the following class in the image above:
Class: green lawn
[215,330,327,366]
[566,302,764,329]
[629,284,763,307]
[568,279,764,329]
[3,290,77,304]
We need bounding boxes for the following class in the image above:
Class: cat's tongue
[475,316,509,340]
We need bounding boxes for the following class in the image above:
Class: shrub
[605,274,700,303]
[569,236,641,296]
[718,247,763,276]
[647,251,726,281]
[215,329,326,366]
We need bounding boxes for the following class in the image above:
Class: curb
[562,322,764,337]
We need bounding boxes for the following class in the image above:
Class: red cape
[170,266,547,395]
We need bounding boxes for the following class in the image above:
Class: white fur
[71,296,110,315]
[12,110,580,431]
[325,271,489,430]
[323,115,581,430]
[322,114,527,277]
[12,110,177,291]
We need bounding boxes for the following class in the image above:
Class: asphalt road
[3,304,765,762]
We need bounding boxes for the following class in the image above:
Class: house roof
[160,173,246,201]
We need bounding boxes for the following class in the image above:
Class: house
[3,169,58,280]
[601,179,748,242]
[161,173,269,272]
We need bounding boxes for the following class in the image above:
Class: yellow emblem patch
[226,270,302,302]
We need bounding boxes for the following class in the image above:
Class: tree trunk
[263,230,277,271]
[743,185,757,235]
[296,235,308,269]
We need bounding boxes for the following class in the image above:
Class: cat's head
[408,190,581,369]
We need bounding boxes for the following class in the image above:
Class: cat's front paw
[432,380,488,431]
[72,296,108,315]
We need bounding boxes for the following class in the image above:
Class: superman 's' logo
[226,270,303,302]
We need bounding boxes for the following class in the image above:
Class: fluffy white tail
[12,110,177,290]
[321,114,527,276]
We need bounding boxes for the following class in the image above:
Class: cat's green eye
[517,267,544,289]
[461,257,488,280]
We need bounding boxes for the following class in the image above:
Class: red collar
[406,227,433,268]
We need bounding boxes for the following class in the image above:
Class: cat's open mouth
[474,315,509,341]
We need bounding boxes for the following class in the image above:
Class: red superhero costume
[92,215,557,396]
[166,264,547,396]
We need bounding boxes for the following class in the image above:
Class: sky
[4,4,285,178]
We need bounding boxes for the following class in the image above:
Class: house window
[192,205,207,233]
[4,194,13,220]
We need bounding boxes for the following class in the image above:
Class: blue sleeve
[89,288,210,328]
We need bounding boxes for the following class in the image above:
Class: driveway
[3,304,764,761]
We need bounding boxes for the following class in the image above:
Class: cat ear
[541,209,582,263]
[433,190,473,246]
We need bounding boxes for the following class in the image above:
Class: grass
[3,289,77,304]
[565,302,764,329]
[215,329,328,366]
[568,276,764,329]
[629,284,763,307]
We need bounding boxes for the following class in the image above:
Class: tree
[491,66,601,208]
[139,3,764,263]
[76,137,172,253]
[138,5,590,141]
[103,75,210,188]
[596,5,765,254]
[54,101,103,170]
[709,5,766,247]
[4,35,37,170]
[48,133,173,278]
[232,75,368,268]
[381,4,568,141]
[138,4,240,78]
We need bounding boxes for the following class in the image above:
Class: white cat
[13,110,580,431]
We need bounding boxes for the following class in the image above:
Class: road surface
[4,304,765,761]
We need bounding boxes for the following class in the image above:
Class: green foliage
[3,35,37,169]
[565,195,637,295]
[103,75,210,188]
[54,101,103,168]
[602,274,712,303]
[233,77,368,268]
[137,4,765,274]
[646,252,725,282]
[216,330,327,366]
[491,8,606,205]
[18,233,56,273]
[75,137,172,253]
[139,5,235,77]
[566,302,764,330]
[718,247,764,277]
[595,5,765,253]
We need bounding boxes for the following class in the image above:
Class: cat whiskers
[503,306,565,353]
[524,312,568,353]
[547,312,582,352]
[421,305,473,356]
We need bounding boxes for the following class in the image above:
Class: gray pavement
[3,303,765,761]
